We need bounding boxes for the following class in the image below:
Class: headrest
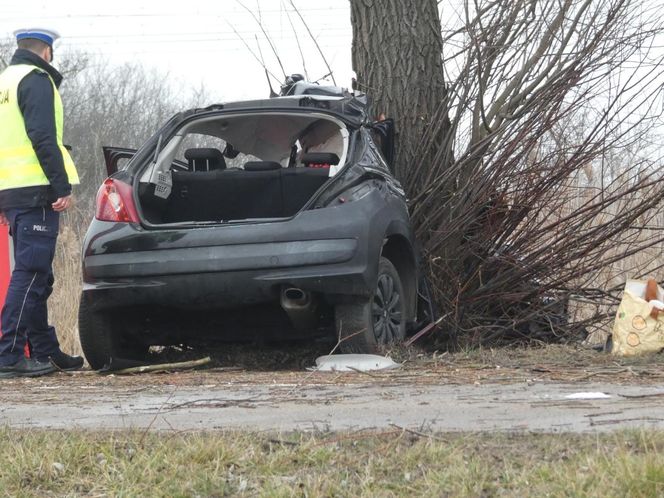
[184,148,225,171]
[184,148,223,161]
[244,161,282,171]
[301,152,340,166]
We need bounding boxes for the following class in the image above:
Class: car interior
[138,112,349,224]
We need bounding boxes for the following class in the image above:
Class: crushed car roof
[192,81,369,126]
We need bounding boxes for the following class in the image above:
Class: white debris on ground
[564,392,612,400]
[312,354,401,372]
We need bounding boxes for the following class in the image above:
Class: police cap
[13,28,60,47]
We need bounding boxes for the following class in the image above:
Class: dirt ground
[22,341,664,387]
[2,344,664,432]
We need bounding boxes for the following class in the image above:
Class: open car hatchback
[79,78,432,369]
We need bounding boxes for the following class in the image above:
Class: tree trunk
[350,0,449,179]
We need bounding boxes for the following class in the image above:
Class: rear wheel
[78,294,113,370]
[336,257,406,353]
[78,294,147,370]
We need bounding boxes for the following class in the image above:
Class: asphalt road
[2,372,664,433]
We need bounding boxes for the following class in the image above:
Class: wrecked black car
[79,79,427,369]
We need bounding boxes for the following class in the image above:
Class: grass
[1,429,663,497]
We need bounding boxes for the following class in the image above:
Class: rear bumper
[82,263,371,311]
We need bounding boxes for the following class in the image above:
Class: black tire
[336,257,406,353]
[79,295,148,370]
[78,293,114,370]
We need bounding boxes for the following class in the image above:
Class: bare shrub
[407,0,664,344]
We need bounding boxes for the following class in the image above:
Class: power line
[57,38,351,47]
[58,27,350,40]
[53,38,351,50]
[56,44,352,57]
[1,7,349,20]
[1,31,351,47]
[0,24,351,43]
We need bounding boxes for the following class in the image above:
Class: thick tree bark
[350,0,449,179]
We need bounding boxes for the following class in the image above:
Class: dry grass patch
[51,216,84,356]
[1,429,663,497]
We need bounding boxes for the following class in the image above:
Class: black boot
[0,357,56,378]
[48,351,84,371]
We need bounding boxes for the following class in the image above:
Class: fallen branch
[109,357,212,376]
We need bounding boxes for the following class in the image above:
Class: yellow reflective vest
[0,64,79,190]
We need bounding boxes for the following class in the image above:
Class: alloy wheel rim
[372,273,402,342]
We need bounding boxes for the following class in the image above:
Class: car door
[102,146,137,177]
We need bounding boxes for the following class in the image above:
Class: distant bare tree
[0,39,13,70]
[61,62,192,210]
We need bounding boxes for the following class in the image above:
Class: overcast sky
[1,0,353,103]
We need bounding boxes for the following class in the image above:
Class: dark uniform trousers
[0,206,60,366]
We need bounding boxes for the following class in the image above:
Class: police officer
[0,28,83,378]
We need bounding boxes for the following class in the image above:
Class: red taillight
[95,178,139,223]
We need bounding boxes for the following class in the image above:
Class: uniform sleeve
[16,71,72,198]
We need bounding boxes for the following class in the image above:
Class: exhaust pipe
[281,287,317,331]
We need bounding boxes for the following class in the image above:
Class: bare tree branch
[288,0,336,86]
